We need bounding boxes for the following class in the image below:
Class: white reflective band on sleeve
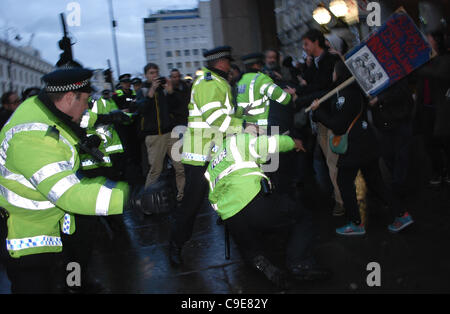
[62,214,71,234]
[188,122,210,129]
[0,123,76,168]
[268,136,277,154]
[204,171,214,192]
[81,156,111,167]
[0,123,47,166]
[6,235,62,251]
[30,161,73,187]
[267,84,277,98]
[95,126,112,139]
[223,93,232,112]
[257,119,268,126]
[260,83,270,95]
[206,109,226,125]
[276,92,288,103]
[247,108,266,115]
[219,115,232,133]
[237,102,250,108]
[0,164,36,190]
[201,101,221,113]
[229,136,243,163]
[0,183,54,210]
[189,109,202,117]
[249,74,261,103]
[47,174,80,203]
[249,138,261,159]
[92,101,99,114]
[105,144,123,152]
[80,111,90,129]
[242,171,271,189]
[95,180,117,216]
[182,152,208,162]
[212,161,259,190]
[242,171,269,180]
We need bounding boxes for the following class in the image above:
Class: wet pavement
[1,140,450,294]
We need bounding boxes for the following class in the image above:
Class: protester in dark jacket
[168,69,190,128]
[369,78,416,213]
[137,63,185,202]
[310,61,414,236]
[414,30,450,186]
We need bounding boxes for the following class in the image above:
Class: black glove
[95,110,131,126]
[77,135,104,162]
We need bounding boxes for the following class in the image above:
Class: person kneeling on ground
[204,125,332,288]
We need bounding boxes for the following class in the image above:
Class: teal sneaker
[336,222,366,236]
[388,212,414,233]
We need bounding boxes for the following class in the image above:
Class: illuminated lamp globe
[313,7,331,25]
[329,0,348,18]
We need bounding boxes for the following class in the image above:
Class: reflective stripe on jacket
[236,72,291,126]
[204,133,294,220]
[0,96,129,258]
[182,67,243,166]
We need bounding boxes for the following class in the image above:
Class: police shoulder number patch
[237,84,247,94]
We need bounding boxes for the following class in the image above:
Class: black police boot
[289,264,332,282]
[169,241,183,266]
[252,255,288,289]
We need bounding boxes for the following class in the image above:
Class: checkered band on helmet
[45,79,90,92]
[205,51,231,61]
[243,57,261,65]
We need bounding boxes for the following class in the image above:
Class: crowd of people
[0,25,449,293]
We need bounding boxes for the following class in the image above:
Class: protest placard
[344,8,434,96]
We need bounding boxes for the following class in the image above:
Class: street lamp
[329,0,348,18]
[313,6,331,25]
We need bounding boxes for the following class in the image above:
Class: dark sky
[1,0,200,76]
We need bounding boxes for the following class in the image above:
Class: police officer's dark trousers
[5,252,62,293]
[1,208,61,293]
[224,190,315,269]
[170,164,208,247]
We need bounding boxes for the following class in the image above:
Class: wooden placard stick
[304,76,356,113]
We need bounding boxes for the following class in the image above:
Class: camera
[157,77,167,85]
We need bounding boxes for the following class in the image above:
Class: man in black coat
[295,29,340,108]
[168,68,189,128]
[137,63,185,202]
[296,29,342,216]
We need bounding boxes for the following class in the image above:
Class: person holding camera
[136,63,185,202]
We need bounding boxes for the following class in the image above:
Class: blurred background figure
[132,77,143,99]
[169,68,190,128]
[22,87,41,101]
[0,91,21,129]
[415,30,450,187]
[228,63,242,104]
